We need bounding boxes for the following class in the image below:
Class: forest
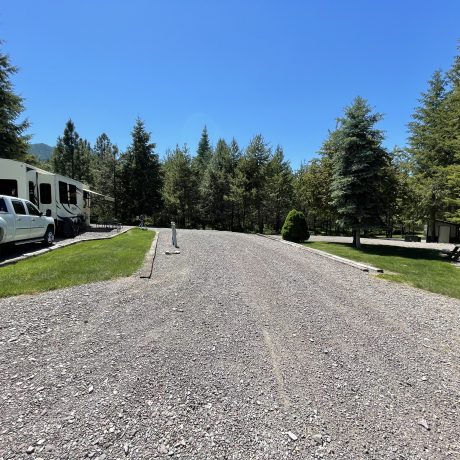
[1,43,459,240]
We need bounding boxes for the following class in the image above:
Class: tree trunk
[429,207,436,242]
[355,227,362,248]
[352,229,356,247]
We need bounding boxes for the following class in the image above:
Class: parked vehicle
[0,195,55,247]
[0,158,111,237]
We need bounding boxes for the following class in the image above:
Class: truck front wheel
[43,226,55,246]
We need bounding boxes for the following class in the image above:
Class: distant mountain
[28,143,54,161]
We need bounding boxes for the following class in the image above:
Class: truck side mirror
[45,209,52,217]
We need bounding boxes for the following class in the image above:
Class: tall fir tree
[332,97,390,248]
[194,126,213,174]
[201,139,235,229]
[193,126,213,228]
[162,145,197,227]
[51,119,80,178]
[407,70,453,239]
[119,119,162,222]
[240,134,271,232]
[264,146,293,233]
[92,133,119,220]
[0,45,31,160]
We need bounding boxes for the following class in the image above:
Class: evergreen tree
[332,97,390,248]
[0,45,30,161]
[119,119,162,222]
[162,145,197,227]
[201,139,234,229]
[407,70,455,239]
[294,158,333,233]
[294,130,338,234]
[194,125,213,174]
[193,126,214,228]
[51,120,80,178]
[239,134,271,232]
[92,133,118,220]
[51,120,93,183]
[93,133,117,196]
[228,139,244,230]
[264,146,293,233]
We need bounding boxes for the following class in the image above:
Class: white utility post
[171,221,178,248]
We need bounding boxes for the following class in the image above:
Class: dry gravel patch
[0,230,459,459]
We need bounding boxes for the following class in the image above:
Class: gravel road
[1,230,459,459]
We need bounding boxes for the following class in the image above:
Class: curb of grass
[0,227,132,268]
[139,231,159,279]
[257,234,384,274]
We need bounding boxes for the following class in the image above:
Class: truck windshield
[0,198,6,213]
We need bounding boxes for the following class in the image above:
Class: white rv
[0,158,98,237]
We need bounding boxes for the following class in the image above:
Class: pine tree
[92,133,118,220]
[240,134,271,232]
[332,97,390,248]
[228,139,244,230]
[119,119,162,222]
[201,139,234,229]
[407,71,454,239]
[162,145,197,227]
[194,126,213,174]
[51,120,80,178]
[193,126,213,228]
[264,146,293,233]
[0,45,30,161]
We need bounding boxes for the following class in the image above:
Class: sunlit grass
[304,241,460,299]
[0,228,154,297]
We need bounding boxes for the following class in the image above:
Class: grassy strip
[0,228,155,298]
[304,241,460,299]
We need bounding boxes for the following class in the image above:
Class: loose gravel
[0,230,459,459]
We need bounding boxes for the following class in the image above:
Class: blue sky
[2,0,460,168]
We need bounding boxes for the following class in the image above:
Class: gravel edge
[139,230,159,278]
[257,234,384,274]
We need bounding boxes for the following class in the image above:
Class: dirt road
[1,230,459,459]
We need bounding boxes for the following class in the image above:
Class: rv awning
[83,188,115,202]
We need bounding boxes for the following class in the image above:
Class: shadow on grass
[305,242,445,262]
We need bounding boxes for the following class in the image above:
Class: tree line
[1,42,459,241]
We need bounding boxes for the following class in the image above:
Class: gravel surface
[1,229,459,459]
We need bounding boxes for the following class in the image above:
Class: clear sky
[2,0,460,168]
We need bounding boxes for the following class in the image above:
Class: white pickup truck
[0,195,55,247]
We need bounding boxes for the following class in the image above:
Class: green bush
[281,210,310,243]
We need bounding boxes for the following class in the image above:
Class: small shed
[426,219,460,243]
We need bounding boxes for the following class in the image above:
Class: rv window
[0,179,18,197]
[11,200,27,215]
[59,181,68,203]
[40,183,52,204]
[0,198,7,213]
[69,184,77,205]
[29,181,37,204]
[26,201,41,216]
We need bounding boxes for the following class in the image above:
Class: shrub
[281,210,310,243]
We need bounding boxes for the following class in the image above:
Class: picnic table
[442,245,460,261]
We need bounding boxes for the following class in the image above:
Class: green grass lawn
[0,228,155,298]
[304,241,460,299]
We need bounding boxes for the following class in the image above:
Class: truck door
[11,199,31,239]
[26,201,46,238]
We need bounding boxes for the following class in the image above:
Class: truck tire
[42,226,55,246]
